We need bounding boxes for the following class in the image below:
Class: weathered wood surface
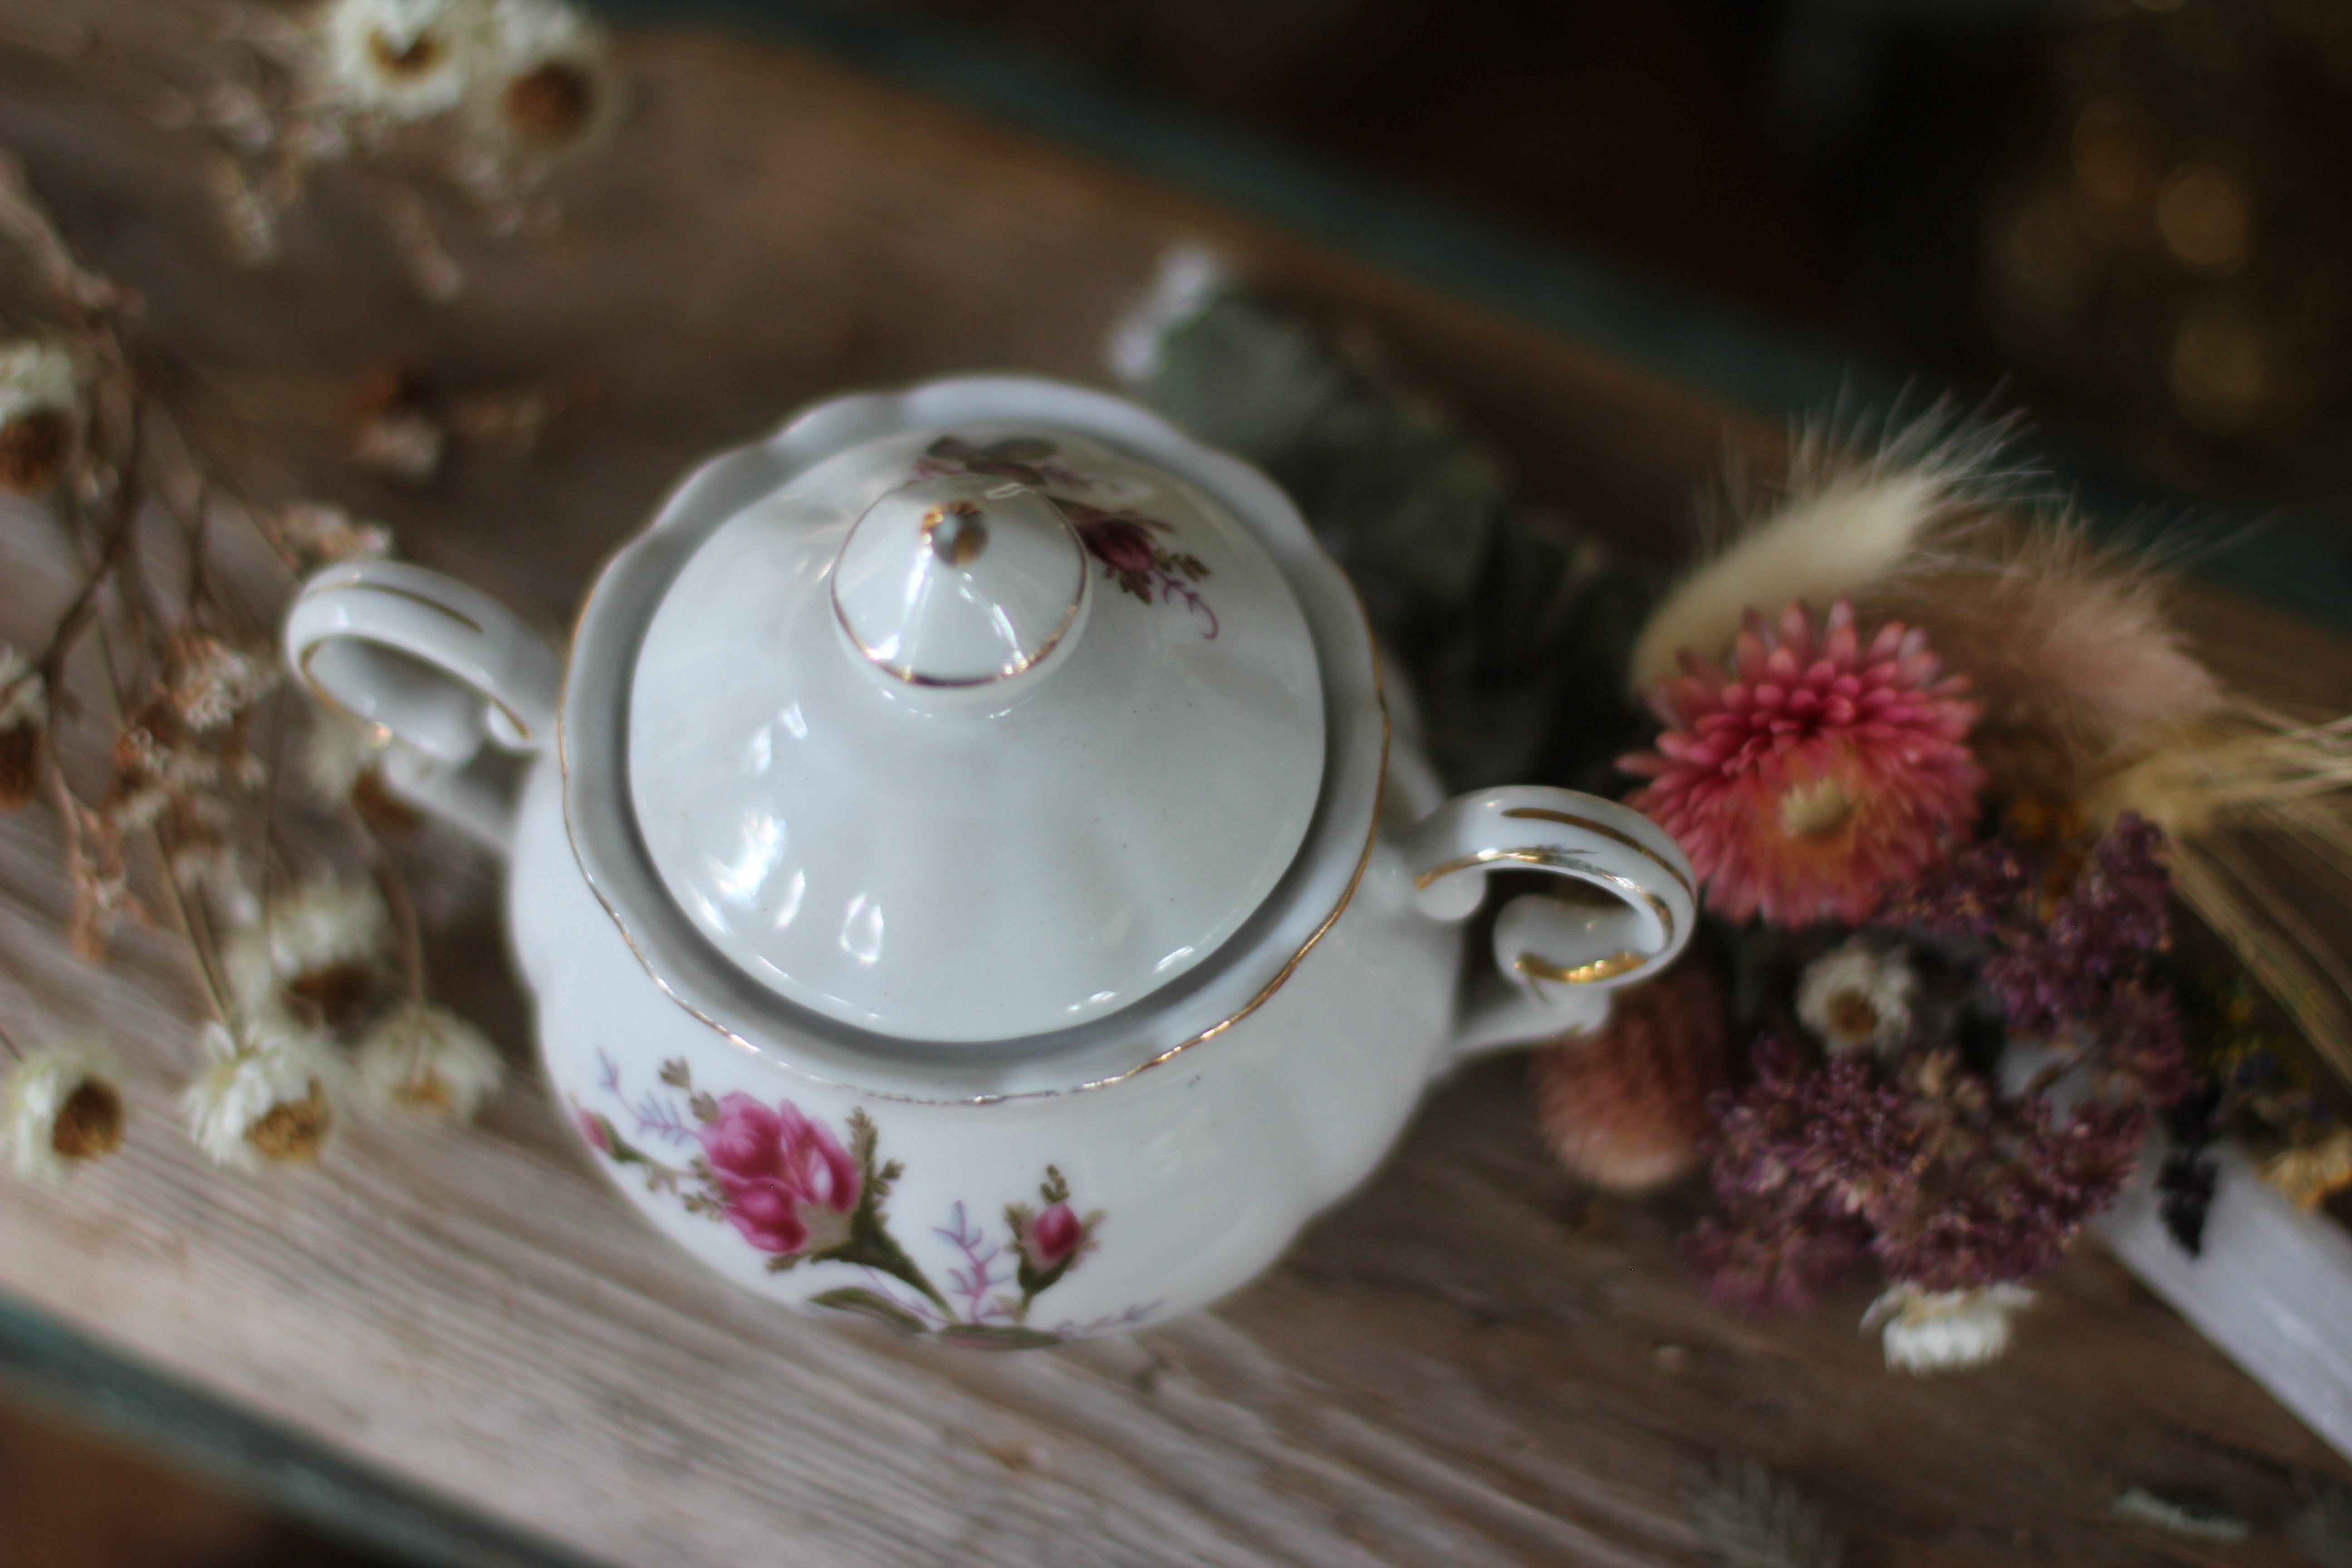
[0,6,2348,1565]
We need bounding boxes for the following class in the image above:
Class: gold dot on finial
[923,500,988,565]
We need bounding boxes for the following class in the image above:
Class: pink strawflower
[1621,599,1982,926]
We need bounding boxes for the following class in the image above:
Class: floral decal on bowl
[575,1052,1153,1348]
[913,435,1217,638]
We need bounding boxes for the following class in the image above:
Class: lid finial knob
[831,474,1088,695]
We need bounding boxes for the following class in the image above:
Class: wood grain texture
[0,6,2346,1566]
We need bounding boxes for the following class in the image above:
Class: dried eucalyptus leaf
[1138,289,1504,628]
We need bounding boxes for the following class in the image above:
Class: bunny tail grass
[1628,414,2012,694]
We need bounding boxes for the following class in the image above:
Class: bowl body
[515,745,1459,1343]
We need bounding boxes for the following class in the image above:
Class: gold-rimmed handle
[1406,786,1697,1069]
[283,561,559,851]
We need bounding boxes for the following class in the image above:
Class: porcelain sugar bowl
[283,376,1695,1347]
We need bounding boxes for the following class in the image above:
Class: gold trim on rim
[551,405,1391,1106]
[298,637,537,744]
[1413,844,1676,947]
[294,643,393,745]
[1497,804,1694,898]
[1514,949,1648,990]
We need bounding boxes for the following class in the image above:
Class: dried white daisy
[0,647,46,811]
[275,501,394,568]
[183,1019,337,1171]
[1863,1282,2034,1374]
[224,875,391,1035]
[1795,939,1916,1055]
[476,0,608,150]
[356,1002,503,1121]
[164,631,278,732]
[1,1041,125,1181]
[318,0,484,122]
[0,340,76,493]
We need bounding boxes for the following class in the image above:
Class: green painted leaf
[808,1287,929,1334]
[937,1323,1066,1352]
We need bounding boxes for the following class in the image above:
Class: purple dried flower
[1686,1039,1882,1313]
[1684,1203,1873,1316]
[1866,1096,2147,1290]
[1879,837,2030,942]
[1982,813,2169,1037]
[1687,1031,2152,1308]
[2101,980,2193,1107]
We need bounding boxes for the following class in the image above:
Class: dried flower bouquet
[1603,426,2352,1372]
[1118,260,2352,1383]
[0,153,506,1181]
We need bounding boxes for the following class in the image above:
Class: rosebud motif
[1018,1202,1087,1274]
[1005,1166,1099,1315]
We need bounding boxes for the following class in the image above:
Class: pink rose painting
[699,1092,859,1257]
[578,1054,1129,1349]
[1074,515,1157,577]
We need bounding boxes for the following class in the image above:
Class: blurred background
[7,0,2350,1561]
[850,0,2352,514]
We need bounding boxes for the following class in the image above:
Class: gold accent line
[1515,949,1647,987]
[559,430,1394,1105]
[298,639,535,744]
[1412,845,1676,948]
[295,643,392,745]
[1498,805,1694,898]
[565,671,1392,1107]
[1119,671,1390,1083]
[300,582,486,635]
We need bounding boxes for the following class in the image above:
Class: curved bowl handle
[284,561,560,851]
[1404,785,1696,1073]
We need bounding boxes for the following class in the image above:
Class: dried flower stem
[363,815,428,1002]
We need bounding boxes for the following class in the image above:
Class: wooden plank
[0,7,2345,1566]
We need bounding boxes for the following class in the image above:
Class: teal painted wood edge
[0,1298,595,1568]
[586,0,2352,635]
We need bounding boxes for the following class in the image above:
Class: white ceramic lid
[625,423,1325,1043]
